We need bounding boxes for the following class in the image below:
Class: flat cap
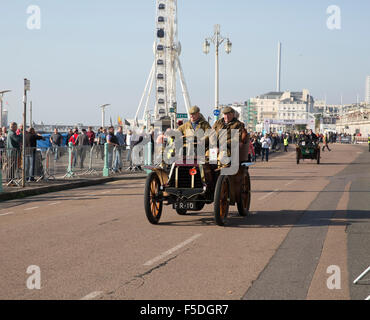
[189,106,200,114]
[222,106,235,114]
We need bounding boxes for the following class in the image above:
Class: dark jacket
[6,130,21,150]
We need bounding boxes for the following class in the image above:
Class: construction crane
[135,0,192,129]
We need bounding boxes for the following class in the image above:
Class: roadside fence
[1,143,142,190]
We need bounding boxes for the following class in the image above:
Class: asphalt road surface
[1,144,369,300]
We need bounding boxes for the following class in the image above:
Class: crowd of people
[56,126,146,173]
[1,115,368,185]
[0,122,45,184]
[0,123,149,184]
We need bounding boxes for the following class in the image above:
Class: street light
[203,24,232,119]
[99,104,110,127]
[0,90,11,128]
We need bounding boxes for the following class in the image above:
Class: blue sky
[1,0,369,125]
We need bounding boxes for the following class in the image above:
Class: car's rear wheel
[214,175,230,226]
[144,172,163,224]
[237,169,251,216]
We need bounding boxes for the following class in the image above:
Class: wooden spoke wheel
[237,169,251,216]
[144,172,163,224]
[214,175,230,226]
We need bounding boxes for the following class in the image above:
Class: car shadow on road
[316,162,367,165]
[159,210,370,229]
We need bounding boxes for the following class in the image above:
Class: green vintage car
[296,140,320,164]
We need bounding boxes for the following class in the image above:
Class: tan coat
[212,117,249,159]
[177,114,211,136]
[212,118,248,143]
[177,114,211,155]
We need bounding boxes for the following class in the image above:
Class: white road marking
[258,189,279,201]
[285,180,296,186]
[366,295,370,301]
[48,202,61,206]
[80,291,103,300]
[24,207,39,211]
[353,266,370,284]
[0,212,14,216]
[144,234,202,267]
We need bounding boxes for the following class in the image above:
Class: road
[0,144,369,300]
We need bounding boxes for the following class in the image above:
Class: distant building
[365,75,370,105]
[313,100,342,117]
[250,89,315,132]
[336,103,370,136]
[218,102,257,132]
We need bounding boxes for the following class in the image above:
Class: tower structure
[135,0,191,128]
[276,41,281,92]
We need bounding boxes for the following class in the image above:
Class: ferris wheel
[135,0,192,127]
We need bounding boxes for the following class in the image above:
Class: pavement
[0,144,369,300]
[0,172,147,202]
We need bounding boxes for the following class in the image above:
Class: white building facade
[250,89,314,132]
[336,104,370,136]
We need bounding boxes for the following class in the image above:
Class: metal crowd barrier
[45,144,132,179]
[1,143,135,189]
[354,137,368,144]
[1,148,22,186]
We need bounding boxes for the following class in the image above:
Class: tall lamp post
[203,24,232,121]
[23,79,31,187]
[99,104,110,127]
[0,90,11,128]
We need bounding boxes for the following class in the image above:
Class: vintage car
[143,142,252,226]
[296,140,320,164]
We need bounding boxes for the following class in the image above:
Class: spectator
[322,134,331,152]
[0,127,6,150]
[6,122,21,185]
[260,133,271,162]
[107,126,120,172]
[131,129,144,171]
[96,127,107,161]
[68,128,79,168]
[16,123,23,136]
[76,128,90,169]
[284,135,289,152]
[115,126,125,172]
[25,127,44,181]
[253,136,261,161]
[50,128,62,161]
[66,129,73,146]
[124,130,134,170]
[0,127,7,168]
[86,126,95,146]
